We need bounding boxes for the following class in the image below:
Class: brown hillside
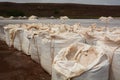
[0,2,120,18]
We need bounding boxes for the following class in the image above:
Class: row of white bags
[3,23,85,74]
[52,31,120,80]
[3,23,120,80]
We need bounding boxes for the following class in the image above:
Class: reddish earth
[0,40,51,80]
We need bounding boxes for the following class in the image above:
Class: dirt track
[0,40,51,80]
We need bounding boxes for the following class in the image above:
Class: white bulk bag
[4,27,18,47]
[4,27,10,46]
[4,24,20,47]
[96,32,120,60]
[21,30,31,55]
[26,27,50,64]
[52,42,109,80]
[15,24,41,55]
[27,29,49,63]
[40,32,85,74]
[13,28,23,51]
[82,31,105,45]
[111,47,120,80]
[0,27,5,41]
[0,32,5,41]
[96,33,120,80]
[28,33,41,63]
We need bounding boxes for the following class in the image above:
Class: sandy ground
[0,40,51,80]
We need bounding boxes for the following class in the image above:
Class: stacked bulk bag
[28,26,50,63]
[27,31,41,63]
[80,25,106,45]
[20,24,40,55]
[82,31,96,45]
[40,32,85,74]
[0,32,5,41]
[20,29,31,55]
[110,31,120,80]
[4,24,33,54]
[4,25,12,46]
[4,24,20,47]
[13,28,24,51]
[0,26,5,41]
[52,42,109,80]
[111,47,120,80]
[21,24,43,55]
[96,32,120,59]
[96,32,120,80]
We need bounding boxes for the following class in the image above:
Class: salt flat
[0,19,120,27]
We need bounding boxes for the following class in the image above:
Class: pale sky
[0,0,120,5]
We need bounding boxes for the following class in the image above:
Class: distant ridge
[0,2,120,18]
[1,2,119,6]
